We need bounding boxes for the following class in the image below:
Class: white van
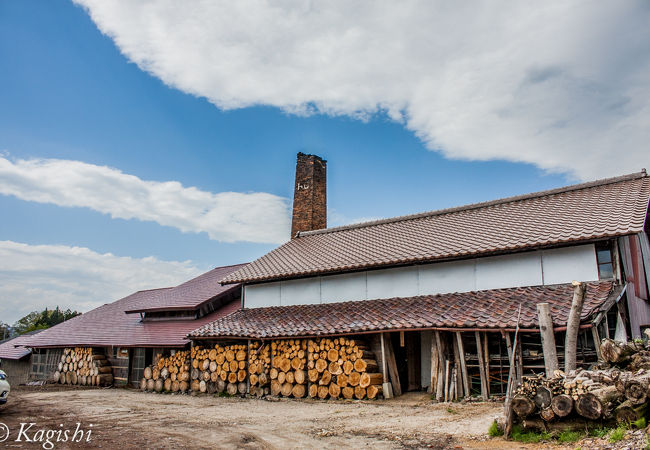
[0,369,9,405]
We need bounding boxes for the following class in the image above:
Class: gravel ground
[0,385,646,449]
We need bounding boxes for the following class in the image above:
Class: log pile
[307,338,383,400]
[141,350,191,393]
[270,339,308,398]
[512,339,650,427]
[189,344,248,396]
[248,341,271,397]
[54,347,113,386]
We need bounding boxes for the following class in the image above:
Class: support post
[380,333,393,399]
[475,331,488,400]
[537,302,559,376]
[435,331,444,402]
[592,326,602,360]
[455,332,470,398]
[565,281,587,371]
[430,332,439,396]
[452,335,463,398]
[383,333,402,396]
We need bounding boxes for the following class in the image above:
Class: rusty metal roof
[189,281,616,339]
[222,172,650,284]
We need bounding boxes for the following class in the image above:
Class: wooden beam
[399,331,405,347]
[474,331,488,400]
[455,332,470,398]
[537,302,559,376]
[383,333,402,396]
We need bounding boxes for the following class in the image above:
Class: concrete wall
[245,244,599,308]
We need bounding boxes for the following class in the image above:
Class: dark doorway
[390,331,421,391]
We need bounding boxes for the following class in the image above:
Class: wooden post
[482,333,490,397]
[592,326,602,360]
[537,302,559,376]
[452,335,463,398]
[475,331,488,400]
[455,332,470,397]
[435,331,445,402]
[399,331,405,347]
[516,334,523,383]
[383,333,402,396]
[565,281,587,371]
[444,359,450,402]
[430,332,439,396]
[380,333,394,399]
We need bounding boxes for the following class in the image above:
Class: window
[596,242,614,279]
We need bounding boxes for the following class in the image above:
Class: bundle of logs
[139,337,383,400]
[140,350,191,393]
[189,344,248,396]
[512,338,650,428]
[306,338,383,400]
[54,347,113,386]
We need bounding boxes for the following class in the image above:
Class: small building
[0,331,43,385]
[25,264,245,386]
[190,156,650,399]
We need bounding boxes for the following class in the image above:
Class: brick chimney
[291,152,327,238]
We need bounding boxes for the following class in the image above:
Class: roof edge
[299,170,648,238]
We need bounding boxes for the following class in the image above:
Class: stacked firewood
[54,347,113,386]
[513,339,650,426]
[248,341,271,397]
[270,339,308,398]
[141,350,191,393]
[189,344,248,396]
[307,338,383,400]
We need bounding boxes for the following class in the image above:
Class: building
[189,155,650,399]
[25,264,245,386]
[0,331,43,385]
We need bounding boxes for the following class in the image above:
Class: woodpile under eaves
[54,347,113,386]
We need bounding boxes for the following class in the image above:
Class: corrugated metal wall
[1,358,31,385]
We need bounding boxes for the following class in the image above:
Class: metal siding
[245,282,281,308]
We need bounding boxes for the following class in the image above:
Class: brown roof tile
[222,172,650,284]
[24,290,241,349]
[125,263,246,313]
[189,281,616,339]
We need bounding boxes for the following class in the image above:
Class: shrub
[609,426,626,443]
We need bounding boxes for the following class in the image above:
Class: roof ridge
[300,170,648,237]
[135,287,174,293]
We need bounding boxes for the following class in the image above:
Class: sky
[1,0,648,324]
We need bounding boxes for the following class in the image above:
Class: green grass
[633,417,646,429]
[446,407,458,415]
[488,420,503,437]
[557,430,582,443]
[588,427,611,438]
[645,435,650,450]
[609,425,627,443]
[510,425,551,443]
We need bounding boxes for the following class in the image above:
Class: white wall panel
[419,259,476,295]
[245,281,281,308]
[420,331,432,389]
[542,244,598,285]
[244,244,600,308]
[321,272,367,303]
[476,252,542,290]
[367,266,419,300]
[280,278,321,305]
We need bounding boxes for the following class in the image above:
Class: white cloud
[74,0,650,180]
[0,156,290,243]
[0,240,202,324]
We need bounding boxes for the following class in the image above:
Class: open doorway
[390,331,421,391]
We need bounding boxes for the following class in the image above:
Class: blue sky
[1,1,648,323]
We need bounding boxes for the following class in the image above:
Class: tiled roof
[222,172,650,284]
[24,288,241,349]
[0,331,42,360]
[190,281,616,339]
[124,264,246,313]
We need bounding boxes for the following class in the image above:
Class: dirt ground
[0,385,565,449]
